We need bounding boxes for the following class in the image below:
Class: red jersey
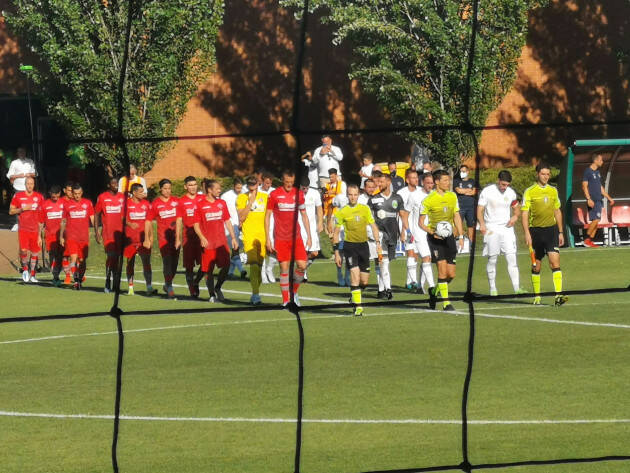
[179,193,204,228]
[152,196,179,241]
[95,191,125,241]
[11,191,44,233]
[125,198,152,244]
[194,198,230,249]
[40,198,64,241]
[267,187,305,241]
[63,198,95,242]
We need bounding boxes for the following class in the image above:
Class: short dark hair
[591,153,603,163]
[497,170,512,183]
[383,173,392,181]
[362,153,373,161]
[203,178,218,191]
[184,176,197,184]
[130,183,142,193]
[49,184,61,194]
[64,181,74,188]
[261,172,274,181]
[246,176,258,186]
[328,168,338,176]
[535,162,551,173]
[421,172,434,182]
[460,164,469,171]
[282,169,295,178]
[72,183,83,191]
[347,183,359,192]
[364,178,375,186]
[405,168,418,178]
[433,169,449,181]
[159,178,171,188]
[233,177,244,186]
[372,169,384,178]
[388,160,397,166]
[300,175,310,188]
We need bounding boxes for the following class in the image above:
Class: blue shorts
[459,207,475,227]
[588,199,603,221]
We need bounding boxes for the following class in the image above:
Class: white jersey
[478,184,518,227]
[400,187,428,237]
[258,186,275,195]
[299,188,321,235]
[220,189,240,227]
[358,193,375,241]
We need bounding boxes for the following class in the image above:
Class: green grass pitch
[1,236,630,473]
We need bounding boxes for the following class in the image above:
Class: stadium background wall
[1,0,630,185]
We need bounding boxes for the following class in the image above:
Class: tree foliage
[5,0,224,172]
[282,0,547,167]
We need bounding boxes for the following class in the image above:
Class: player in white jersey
[359,178,381,280]
[221,177,247,279]
[400,170,435,293]
[258,172,277,283]
[298,176,323,281]
[477,170,526,296]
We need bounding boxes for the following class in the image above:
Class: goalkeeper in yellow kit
[521,162,568,306]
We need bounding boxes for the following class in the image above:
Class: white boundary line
[1,410,629,425]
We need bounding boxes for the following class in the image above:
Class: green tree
[5,0,224,172]
[282,0,547,167]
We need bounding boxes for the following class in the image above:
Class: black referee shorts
[428,234,457,264]
[343,241,371,273]
[530,225,559,260]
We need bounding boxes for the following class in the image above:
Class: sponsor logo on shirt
[70,210,87,218]
[159,208,177,218]
[105,205,122,213]
[129,211,147,220]
[47,211,63,219]
[204,211,224,220]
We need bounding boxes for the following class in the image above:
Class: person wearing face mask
[453,164,477,250]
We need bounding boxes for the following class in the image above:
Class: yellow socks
[552,268,562,293]
[438,280,449,308]
[531,272,541,294]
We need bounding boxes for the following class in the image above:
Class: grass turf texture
[1,233,630,472]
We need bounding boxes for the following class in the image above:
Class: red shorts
[18,231,41,253]
[201,245,230,272]
[104,239,123,255]
[159,239,179,257]
[66,240,89,260]
[182,229,201,270]
[123,243,151,259]
[46,239,63,254]
[275,238,307,263]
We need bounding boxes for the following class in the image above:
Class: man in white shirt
[118,164,147,197]
[477,170,526,296]
[399,170,435,294]
[7,147,37,231]
[299,176,323,282]
[358,153,374,189]
[301,152,320,191]
[221,177,247,279]
[312,135,343,188]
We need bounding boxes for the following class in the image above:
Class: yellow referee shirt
[236,192,268,236]
[420,190,459,230]
[335,203,374,243]
[521,183,560,228]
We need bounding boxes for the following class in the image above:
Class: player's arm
[332,224,342,267]
[554,207,565,247]
[453,211,465,249]
[175,217,182,249]
[8,203,21,215]
[316,205,323,233]
[37,221,43,248]
[59,218,67,247]
[94,211,103,244]
[369,222,381,250]
[521,189,532,247]
[601,185,614,206]
[582,180,594,208]
[264,209,273,252]
[331,146,343,162]
[142,219,152,249]
[399,209,409,242]
[419,214,434,236]
[507,201,520,227]
[193,222,208,248]
[300,208,312,249]
[225,220,239,250]
[476,204,487,234]
[237,193,254,224]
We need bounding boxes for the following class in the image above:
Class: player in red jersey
[94,177,126,293]
[123,183,155,296]
[265,169,312,306]
[9,176,44,283]
[59,183,95,290]
[193,179,239,302]
[40,185,65,286]
[152,178,181,298]
[60,181,75,283]
[178,176,205,297]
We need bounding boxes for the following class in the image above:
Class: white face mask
[460,171,468,179]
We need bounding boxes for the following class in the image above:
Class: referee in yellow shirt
[333,184,381,316]
[521,162,567,306]
[237,176,268,305]
[419,170,465,311]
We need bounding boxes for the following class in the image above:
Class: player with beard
[178,176,205,297]
[95,177,125,293]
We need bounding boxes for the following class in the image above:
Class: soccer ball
[435,221,453,238]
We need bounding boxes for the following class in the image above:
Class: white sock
[377,266,385,291]
[506,253,520,291]
[406,256,417,285]
[381,257,391,290]
[421,262,435,288]
[487,255,498,292]
[420,271,427,292]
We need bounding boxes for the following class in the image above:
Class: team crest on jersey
[355,215,361,222]
[544,197,548,203]
[82,204,87,209]
[392,201,398,209]
[443,206,448,213]
[171,202,177,207]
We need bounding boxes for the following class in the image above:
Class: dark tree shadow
[490,0,630,166]
[197,0,409,176]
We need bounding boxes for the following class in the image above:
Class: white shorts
[368,240,377,259]
[482,226,517,257]
[406,231,431,258]
[301,225,321,252]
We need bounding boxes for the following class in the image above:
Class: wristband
[333,243,339,251]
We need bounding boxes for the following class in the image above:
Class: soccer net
[2,0,630,472]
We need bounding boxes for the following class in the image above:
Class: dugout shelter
[563,138,630,247]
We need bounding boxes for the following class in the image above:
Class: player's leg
[266,254,277,283]
[26,233,40,282]
[214,246,231,302]
[584,201,602,247]
[435,235,457,310]
[204,253,216,302]
[124,244,137,295]
[278,259,291,305]
[17,231,30,282]
[501,228,524,294]
[289,239,308,305]
[548,250,566,306]
[246,237,264,305]
[405,246,418,291]
[483,229,499,295]
[139,250,155,295]
[380,239,395,299]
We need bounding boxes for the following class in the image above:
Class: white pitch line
[0,310,426,346]
[2,410,630,425]
[448,311,630,330]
